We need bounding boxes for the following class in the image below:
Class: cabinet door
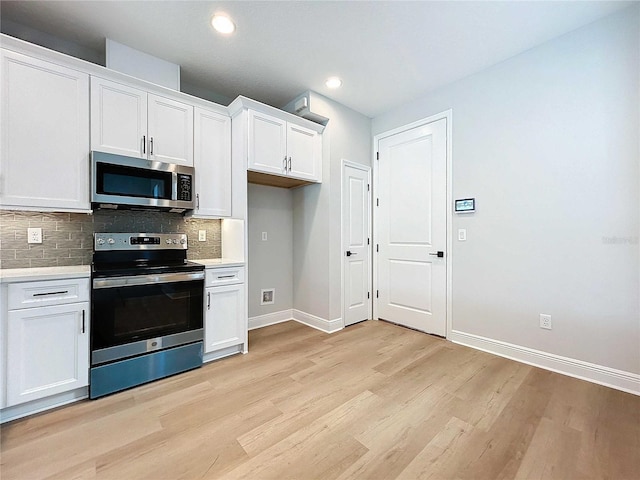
[90,76,147,159]
[193,107,231,217]
[287,122,321,182]
[0,50,90,211]
[6,302,89,406]
[205,284,245,353]
[148,93,194,166]
[247,109,287,176]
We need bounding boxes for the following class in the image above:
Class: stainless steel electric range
[90,232,205,399]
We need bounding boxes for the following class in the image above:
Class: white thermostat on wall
[455,198,475,213]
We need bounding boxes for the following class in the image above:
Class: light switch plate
[458,229,467,241]
[198,230,206,241]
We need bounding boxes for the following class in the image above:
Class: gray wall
[247,184,293,317]
[0,210,221,269]
[292,92,372,322]
[373,6,640,374]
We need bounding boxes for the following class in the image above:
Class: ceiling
[0,1,633,118]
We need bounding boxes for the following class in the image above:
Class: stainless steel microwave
[91,151,195,213]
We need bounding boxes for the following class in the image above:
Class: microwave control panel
[177,174,192,202]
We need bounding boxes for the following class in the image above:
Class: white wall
[373,6,640,375]
[292,92,371,323]
[247,184,293,317]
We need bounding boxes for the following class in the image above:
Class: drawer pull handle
[33,290,69,297]
[217,275,236,279]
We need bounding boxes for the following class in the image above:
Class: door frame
[372,109,453,338]
[341,159,373,327]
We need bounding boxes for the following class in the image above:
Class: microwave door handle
[172,172,178,201]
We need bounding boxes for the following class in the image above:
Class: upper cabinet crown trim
[228,96,326,133]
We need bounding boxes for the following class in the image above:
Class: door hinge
[376,290,379,298]
[376,152,379,160]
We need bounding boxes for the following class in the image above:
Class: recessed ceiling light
[211,14,235,35]
[325,76,342,89]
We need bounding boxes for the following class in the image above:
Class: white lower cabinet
[204,266,246,355]
[3,277,90,408]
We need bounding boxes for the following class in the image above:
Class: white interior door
[376,118,447,336]
[343,162,371,327]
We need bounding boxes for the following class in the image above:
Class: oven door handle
[93,271,205,289]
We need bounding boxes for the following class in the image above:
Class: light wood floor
[1,320,639,479]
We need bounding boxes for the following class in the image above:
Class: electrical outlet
[198,230,206,242]
[262,232,268,241]
[27,227,42,244]
[540,314,552,330]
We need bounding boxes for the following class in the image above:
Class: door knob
[429,251,444,258]
[346,251,358,256]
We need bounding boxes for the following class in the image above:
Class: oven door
[91,271,204,366]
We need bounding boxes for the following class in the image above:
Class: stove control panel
[94,233,188,251]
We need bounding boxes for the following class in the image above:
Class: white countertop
[0,265,91,283]
[0,260,244,283]
[193,258,245,268]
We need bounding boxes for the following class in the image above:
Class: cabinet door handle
[33,290,68,297]
[150,137,154,155]
[196,193,200,210]
[207,292,211,310]
[81,310,86,334]
[288,157,291,171]
[283,156,287,173]
[143,135,146,154]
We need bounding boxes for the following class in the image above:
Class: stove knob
[107,238,115,245]
[166,239,172,244]
[180,239,186,245]
[96,238,105,245]
[172,239,178,244]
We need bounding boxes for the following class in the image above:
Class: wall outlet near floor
[540,314,552,330]
[198,230,206,241]
[27,227,42,244]
[261,288,275,305]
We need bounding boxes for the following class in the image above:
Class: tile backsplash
[0,210,221,269]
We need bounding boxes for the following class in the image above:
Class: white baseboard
[248,309,293,330]
[449,330,640,396]
[293,309,343,333]
[1,387,88,424]
[249,309,343,334]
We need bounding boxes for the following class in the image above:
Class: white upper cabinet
[286,122,321,181]
[231,96,323,187]
[247,109,321,183]
[248,110,288,176]
[90,77,147,158]
[147,93,194,165]
[91,77,194,166]
[0,50,90,212]
[192,107,231,217]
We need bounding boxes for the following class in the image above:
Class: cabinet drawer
[8,278,90,310]
[205,267,244,287]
